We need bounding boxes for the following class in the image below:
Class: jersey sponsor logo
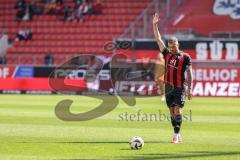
[167,57,178,69]
[170,59,176,66]
[213,0,240,19]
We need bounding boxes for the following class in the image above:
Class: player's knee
[174,106,182,115]
[169,108,175,117]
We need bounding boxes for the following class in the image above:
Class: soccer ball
[129,136,144,149]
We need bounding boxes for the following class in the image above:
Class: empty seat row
[8,46,106,54]
[33,33,119,40]
[14,40,105,47]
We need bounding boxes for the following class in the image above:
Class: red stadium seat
[2,0,152,64]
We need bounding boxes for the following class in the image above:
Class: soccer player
[153,13,193,144]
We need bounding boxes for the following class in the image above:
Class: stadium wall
[0,64,239,97]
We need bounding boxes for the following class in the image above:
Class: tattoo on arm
[186,65,193,90]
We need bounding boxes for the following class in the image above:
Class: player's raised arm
[186,65,193,100]
[153,13,166,52]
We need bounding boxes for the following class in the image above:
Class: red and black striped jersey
[162,48,192,89]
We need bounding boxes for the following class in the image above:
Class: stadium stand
[2,0,239,66]
[0,0,152,65]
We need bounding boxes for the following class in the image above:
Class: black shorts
[165,84,186,108]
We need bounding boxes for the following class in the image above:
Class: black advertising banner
[116,40,240,61]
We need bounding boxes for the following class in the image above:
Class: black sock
[174,114,182,134]
[171,116,175,128]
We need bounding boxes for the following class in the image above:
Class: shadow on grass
[120,151,240,160]
[55,151,240,160]
[17,141,168,144]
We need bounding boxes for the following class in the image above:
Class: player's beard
[169,48,178,54]
[170,44,180,54]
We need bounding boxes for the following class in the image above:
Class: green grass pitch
[0,94,240,160]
